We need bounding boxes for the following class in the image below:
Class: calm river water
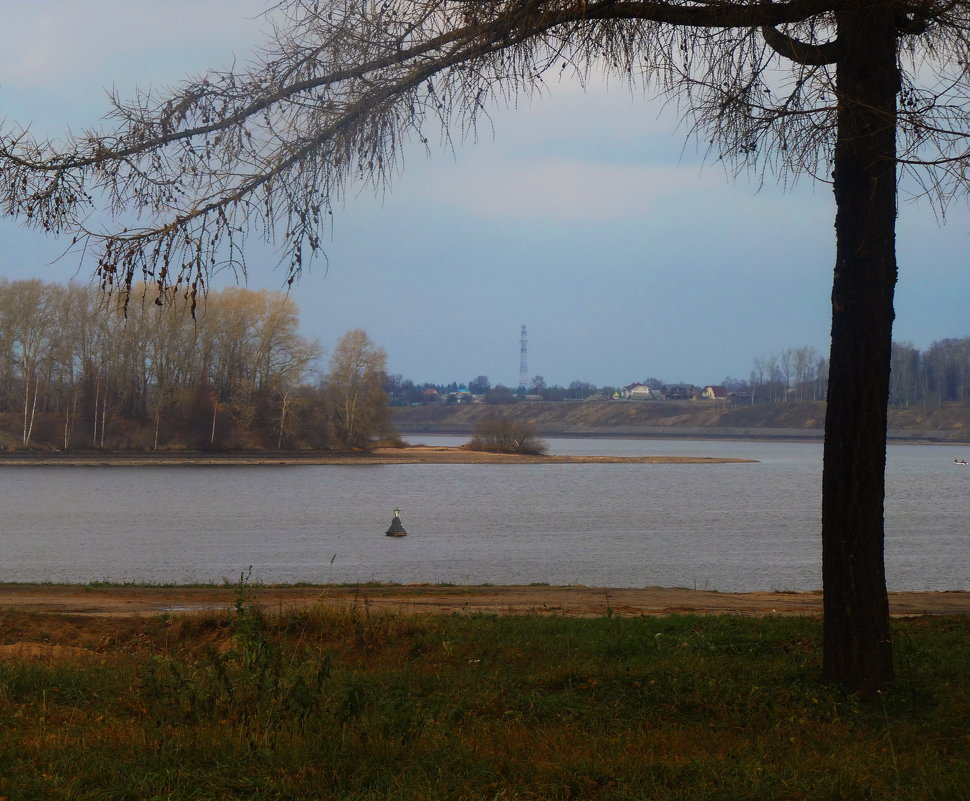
[2,436,967,591]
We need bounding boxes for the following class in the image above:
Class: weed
[0,608,968,799]
[139,571,334,738]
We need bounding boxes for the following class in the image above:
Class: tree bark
[823,3,899,693]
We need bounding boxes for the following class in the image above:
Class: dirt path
[1,584,968,618]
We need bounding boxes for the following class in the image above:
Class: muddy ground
[1,583,968,619]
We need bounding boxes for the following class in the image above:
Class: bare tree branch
[760,23,838,64]
[0,0,965,301]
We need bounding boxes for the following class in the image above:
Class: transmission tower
[518,325,528,392]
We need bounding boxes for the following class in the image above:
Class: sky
[0,1,966,388]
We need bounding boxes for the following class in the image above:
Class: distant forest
[729,341,970,408]
[725,341,970,408]
[0,280,389,451]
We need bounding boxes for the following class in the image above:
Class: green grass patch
[0,598,968,800]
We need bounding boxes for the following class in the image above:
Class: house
[615,383,659,400]
[663,384,698,400]
[627,383,660,400]
[700,385,728,400]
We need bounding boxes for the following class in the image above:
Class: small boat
[386,507,408,537]
[955,458,968,466]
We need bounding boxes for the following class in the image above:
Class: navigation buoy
[386,507,407,537]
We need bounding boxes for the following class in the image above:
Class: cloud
[425,155,720,222]
[0,2,268,89]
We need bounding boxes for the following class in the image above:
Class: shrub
[465,413,547,455]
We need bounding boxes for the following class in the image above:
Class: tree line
[392,337,970,409]
[384,374,604,405]
[890,339,970,408]
[737,339,970,408]
[0,280,390,451]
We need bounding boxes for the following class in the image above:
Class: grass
[0,594,969,800]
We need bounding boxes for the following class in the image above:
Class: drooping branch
[1,0,834,171]
[0,0,966,302]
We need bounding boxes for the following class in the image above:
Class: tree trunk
[93,375,101,447]
[278,392,290,449]
[26,370,41,448]
[822,5,898,693]
[65,383,78,450]
[153,402,162,451]
[100,394,108,448]
[22,362,31,447]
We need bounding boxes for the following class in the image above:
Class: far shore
[395,425,966,445]
[0,445,755,466]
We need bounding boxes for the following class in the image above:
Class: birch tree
[10,281,58,447]
[1,0,969,691]
[326,329,389,448]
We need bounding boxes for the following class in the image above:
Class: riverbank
[0,596,968,799]
[393,400,970,442]
[2,582,969,618]
[0,445,755,466]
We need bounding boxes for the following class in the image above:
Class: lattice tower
[519,325,528,391]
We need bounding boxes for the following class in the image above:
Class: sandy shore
[0,445,754,466]
[1,583,968,618]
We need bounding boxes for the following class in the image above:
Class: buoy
[386,507,407,537]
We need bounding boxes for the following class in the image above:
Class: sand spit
[0,445,755,466]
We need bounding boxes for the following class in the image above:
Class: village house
[615,382,736,402]
[629,383,661,400]
[700,385,728,400]
[446,387,473,404]
[662,384,698,400]
[615,383,661,400]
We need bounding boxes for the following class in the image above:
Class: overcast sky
[1,2,966,388]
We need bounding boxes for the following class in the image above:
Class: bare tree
[468,375,491,394]
[2,0,969,691]
[925,337,970,403]
[0,280,321,448]
[890,341,921,407]
[751,358,767,403]
[764,354,781,403]
[325,328,390,448]
[779,350,795,402]
[10,281,58,447]
[793,347,818,402]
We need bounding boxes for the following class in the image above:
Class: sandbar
[0,445,755,466]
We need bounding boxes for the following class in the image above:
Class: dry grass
[0,600,968,799]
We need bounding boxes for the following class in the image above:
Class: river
[1,436,967,591]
